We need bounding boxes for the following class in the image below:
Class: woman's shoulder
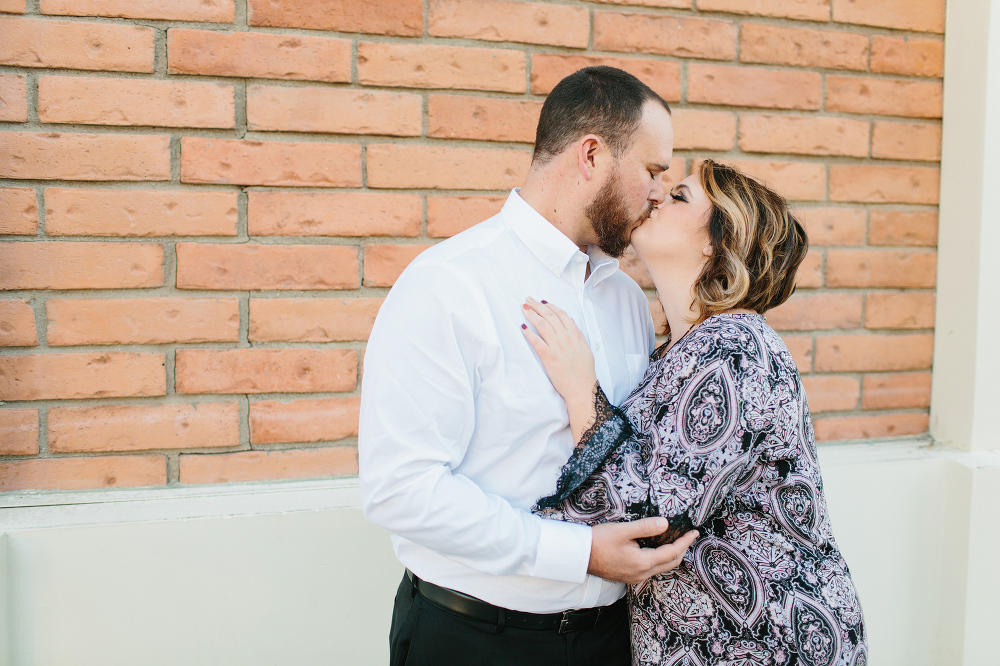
[678,313,798,377]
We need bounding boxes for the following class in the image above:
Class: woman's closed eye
[670,192,687,203]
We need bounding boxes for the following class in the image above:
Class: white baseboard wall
[1,438,997,666]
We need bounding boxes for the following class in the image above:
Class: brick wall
[0,0,944,492]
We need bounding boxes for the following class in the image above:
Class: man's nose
[649,175,667,205]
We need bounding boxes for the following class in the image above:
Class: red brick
[813,413,928,442]
[41,0,234,22]
[766,292,862,330]
[739,114,869,157]
[740,23,867,70]
[530,54,681,101]
[358,42,525,93]
[428,95,542,144]
[0,132,171,181]
[871,36,944,77]
[796,250,823,287]
[865,292,935,329]
[0,188,38,235]
[0,73,26,121]
[168,29,351,83]
[593,11,737,60]
[662,157,689,186]
[780,334,813,372]
[367,144,531,190]
[175,348,357,394]
[250,396,360,444]
[695,158,826,201]
[814,333,933,372]
[0,409,37,455]
[620,246,653,289]
[49,402,240,453]
[0,455,166,492]
[179,446,356,484]
[47,298,240,345]
[829,165,940,204]
[250,297,382,342]
[826,249,936,288]
[796,208,865,246]
[801,375,860,412]
[0,0,24,12]
[249,0,422,36]
[0,352,165,400]
[249,191,421,237]
[45,188,238,237]
[181,138,361,187]
[248,85,420,137]
[364,244,434,287]
[0,17,154,72]
[591,0,688,6]
[39,76,234,129]
[427,195,506,238]
[871,121,941,161]
[826,76,942,119]
[176,243,359,291]
[429,0,588,48]
[0,242,163,290]
[868,210,937,247]
[672,109,736,150]
[831,0,944,33]
[0,299,37,347]
[699,0,828,20]
[688,64,821,110]
[862,372,931,409]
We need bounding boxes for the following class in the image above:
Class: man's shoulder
[601,265,650,308]
[407,214,513,275]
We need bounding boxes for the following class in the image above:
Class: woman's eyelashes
[670,191,687,203]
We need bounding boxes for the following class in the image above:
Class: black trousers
[389,573,631,666]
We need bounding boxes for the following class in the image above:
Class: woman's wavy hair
[689,159,809,323]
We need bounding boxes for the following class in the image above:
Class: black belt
[405,569,616,634]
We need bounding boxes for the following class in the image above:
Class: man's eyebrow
[650,163,671,172]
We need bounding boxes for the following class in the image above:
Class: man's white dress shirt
[359,189,655,613]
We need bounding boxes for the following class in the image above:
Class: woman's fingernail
[521,324,527,330]
[541,300,548,304]
[522,303,529,310]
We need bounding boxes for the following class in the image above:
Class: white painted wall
[1,442,997,666]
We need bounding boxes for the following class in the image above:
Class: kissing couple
[360,66,867,666]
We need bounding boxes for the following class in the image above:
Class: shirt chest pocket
[625,353,649,389]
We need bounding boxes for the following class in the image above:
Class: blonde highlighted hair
[691,159,809,321]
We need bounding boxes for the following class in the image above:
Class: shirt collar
[501,189,620,282]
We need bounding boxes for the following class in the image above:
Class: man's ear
[577,135,603,181]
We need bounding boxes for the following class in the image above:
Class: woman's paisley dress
[534,314,867,666]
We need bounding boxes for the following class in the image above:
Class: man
[359,67,698,666]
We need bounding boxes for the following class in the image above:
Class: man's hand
[588,518,699,584]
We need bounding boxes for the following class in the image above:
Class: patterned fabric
[534,314,867,666]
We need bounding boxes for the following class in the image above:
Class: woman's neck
[646,263,703,350]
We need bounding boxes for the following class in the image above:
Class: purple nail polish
[521,324,527,329]
[541,300,548,304]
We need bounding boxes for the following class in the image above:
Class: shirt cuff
[532,518,592,584]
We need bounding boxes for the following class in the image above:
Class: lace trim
[534,382,632,510]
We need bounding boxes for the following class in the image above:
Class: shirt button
[594,342,601,351]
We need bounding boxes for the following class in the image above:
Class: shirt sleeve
[358,262,592,584]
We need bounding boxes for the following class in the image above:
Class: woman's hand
[522,298,599,442]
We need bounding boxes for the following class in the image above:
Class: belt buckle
[558,610,573,634]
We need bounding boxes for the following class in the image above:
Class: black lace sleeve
[534,382,632,510]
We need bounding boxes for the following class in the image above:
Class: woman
[521,160,867,666]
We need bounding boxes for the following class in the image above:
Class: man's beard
[585,171,653,259]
